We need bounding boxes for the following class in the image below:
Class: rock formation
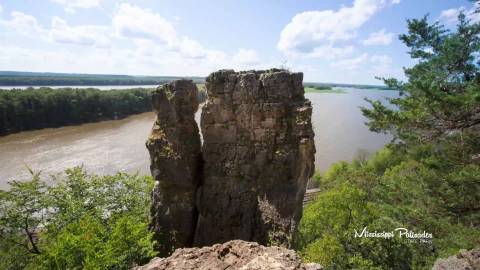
[195,69,315,247]
[432,248,480,270]
[146,80,201,255]
[135,240,323,270]
[147,69,315,255]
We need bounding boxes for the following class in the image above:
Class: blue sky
[0,0,477,84]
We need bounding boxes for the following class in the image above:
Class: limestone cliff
[147,69,315,255]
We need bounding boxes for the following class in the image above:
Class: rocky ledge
[432,248,480,270]
[135,240,322,270]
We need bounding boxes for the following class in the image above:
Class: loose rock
[135,240,323,270]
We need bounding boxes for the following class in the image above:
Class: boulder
[432,248,480,270]
[135,240,323,270]
[146,80,201,255]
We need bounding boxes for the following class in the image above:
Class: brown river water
[0,89,397,188]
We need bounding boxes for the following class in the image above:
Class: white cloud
[232,49,260,66]
[113,3,177,47]
[391,0,401,4]
[0,11,43,35]
[308,45,355,59]
[331,53,392,74]
[0,4,264,77]
[178,37,207,59]
[331,53,369,70]
[0,4,3,14]
[278,0,386,58]
[49,17,109,47]
[362,29,393,46]
[440,3,480,25]
[440,8,464,25]
[50,0,101,13]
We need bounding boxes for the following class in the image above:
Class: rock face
[432,248,480,270]
[135,240,323,270]
[146,80,201,255]
[194,69,315,247]
[147,69,315,255]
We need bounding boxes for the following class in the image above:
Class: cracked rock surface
[135,240,323,270]
[147,69,315,255]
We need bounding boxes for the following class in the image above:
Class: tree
[299,11,480,269]
[362,14,480,145]
[0,167,156,270]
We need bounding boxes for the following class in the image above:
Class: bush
[0,167,156,270]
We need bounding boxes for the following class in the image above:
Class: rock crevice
[147,69,315,255]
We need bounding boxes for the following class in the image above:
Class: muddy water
[0,88,397,188]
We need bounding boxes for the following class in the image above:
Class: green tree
[299,11,480,269]
[362,13,480,145]
[0,167,156,270]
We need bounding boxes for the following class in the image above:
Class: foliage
[0,71,204,86]
[298,11,480,270]
[304,86,346,94]
[361,14,480,144]
[0,87,153,135]
[0,167,156,270]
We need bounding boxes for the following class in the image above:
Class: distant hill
[0,71,393,89]
[0,71,205,86]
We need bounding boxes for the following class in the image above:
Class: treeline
[0,87,153,135]
[0,71,205,86]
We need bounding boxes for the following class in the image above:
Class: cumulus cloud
[362,29,393,46]
[232,49,260,66]
[391,0,401,4]
[0,11,43,35]
[178,37,207,59]
[331,53,392,73]
[0,3,264,76]
[113,3,177,46]
[49,17,109,47]
[440,3,480,25]
[278,0,387,58]
[331,53,369,70]
[50,0,101,13]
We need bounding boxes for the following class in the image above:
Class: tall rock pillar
[195,69,315,247]
[146,80,201,256]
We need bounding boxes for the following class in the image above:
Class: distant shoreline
[0,71,393,89]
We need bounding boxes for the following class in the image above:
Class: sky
[0,0,478,84]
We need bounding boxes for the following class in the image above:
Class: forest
[0,87,153,135]
[0,71,204,86]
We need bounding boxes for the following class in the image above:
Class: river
[0,88,397,188]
